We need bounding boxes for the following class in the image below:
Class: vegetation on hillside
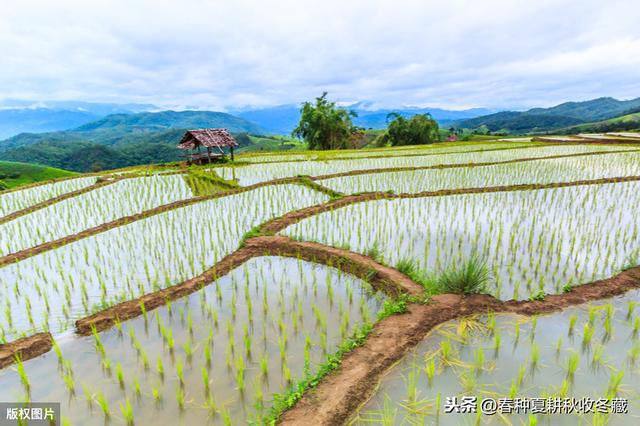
[0,161,76,189]
[455,96,640,134]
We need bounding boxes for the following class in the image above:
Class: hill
[558,109,640,134]
[0,100,157,139]
[0,110,265,171]
[0,110,264,151]
[0,160,77,189]
[455,97,640,134]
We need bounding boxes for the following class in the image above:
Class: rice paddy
[283,181,640,300]
[0,184,327,341]
[0,175,193,255]
[0,257,385,425]
[2,140,639,425]
[0,176,98,217]
[321,151,640,194]
[353,290,640,425]
[220,144,637,185]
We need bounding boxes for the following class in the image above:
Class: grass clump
[436,254,490,295]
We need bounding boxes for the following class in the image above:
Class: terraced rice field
[1,139,639,425]
[220,144,637,185]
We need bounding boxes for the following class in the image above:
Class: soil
[0,332,53,370]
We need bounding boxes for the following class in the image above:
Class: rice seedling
[0,185,329,341]
[120,398,134,425]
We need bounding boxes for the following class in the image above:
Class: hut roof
[176,129,238,150]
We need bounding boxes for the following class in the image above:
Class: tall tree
[380,113,440,146]
[292,92,358,150]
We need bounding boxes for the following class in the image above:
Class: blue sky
[1,0,639,110]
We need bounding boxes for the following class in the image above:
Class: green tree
[0,180,7,191]
[292,92,359,150]
[380,113,440,146]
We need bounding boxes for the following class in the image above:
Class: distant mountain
[233,104,496,134]
[0,110,264,151]
[455,97,640,134]
[0,100,157,139]
[0,110,265,172]
[0,108,99,140]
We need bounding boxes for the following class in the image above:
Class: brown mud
[0,332,53,369]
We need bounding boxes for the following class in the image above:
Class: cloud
[0,0,638,109]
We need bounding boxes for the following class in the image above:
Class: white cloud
[0,0,638,109]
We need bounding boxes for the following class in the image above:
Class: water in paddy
[0,257,385,425]
[0,184,327,342]
[353,290,640,425]
[283,181,640,300]
[217,145,636,185]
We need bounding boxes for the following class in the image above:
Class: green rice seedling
[568,314,577,335]
[95,391,110,418]
[176,387,185,410]
[606,369,625,397]
[156,356,164,379]
[517,363,526,386]
[582,323,594,347]
[530,343,540,369]
[204,343,212,367]
[152,386,162,402]
[260,353,269,378]
[116,362,125,388]
[176,358,184,385]
[222,408,232,426]
[91,325,105,357]
[120,399,134,425]
[235,355,246,392]
[202,366,210,394]
[566,352,579,378]
[13,355,30,392]
[425,357,436,384]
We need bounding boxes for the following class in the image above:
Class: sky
[1,0,639,111]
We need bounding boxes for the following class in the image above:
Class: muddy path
[0,333,53,369]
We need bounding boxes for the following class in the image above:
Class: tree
[380,113,440,146]
[292,92,359,150]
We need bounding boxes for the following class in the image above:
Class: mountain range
[454,97,640,133]
[0,96,638,172]
[232,103,496,134]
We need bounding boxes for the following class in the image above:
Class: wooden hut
[177,129,238,164]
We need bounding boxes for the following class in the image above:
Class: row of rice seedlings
[353,290,640,425]
[217,144,636,185]
[0,175,193,256]
[321,151,640,195]
[0,257,385,425]
[0,176,97,217]
[283,181,640,300]
[236,141,531,163]
[0,185,328,342]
